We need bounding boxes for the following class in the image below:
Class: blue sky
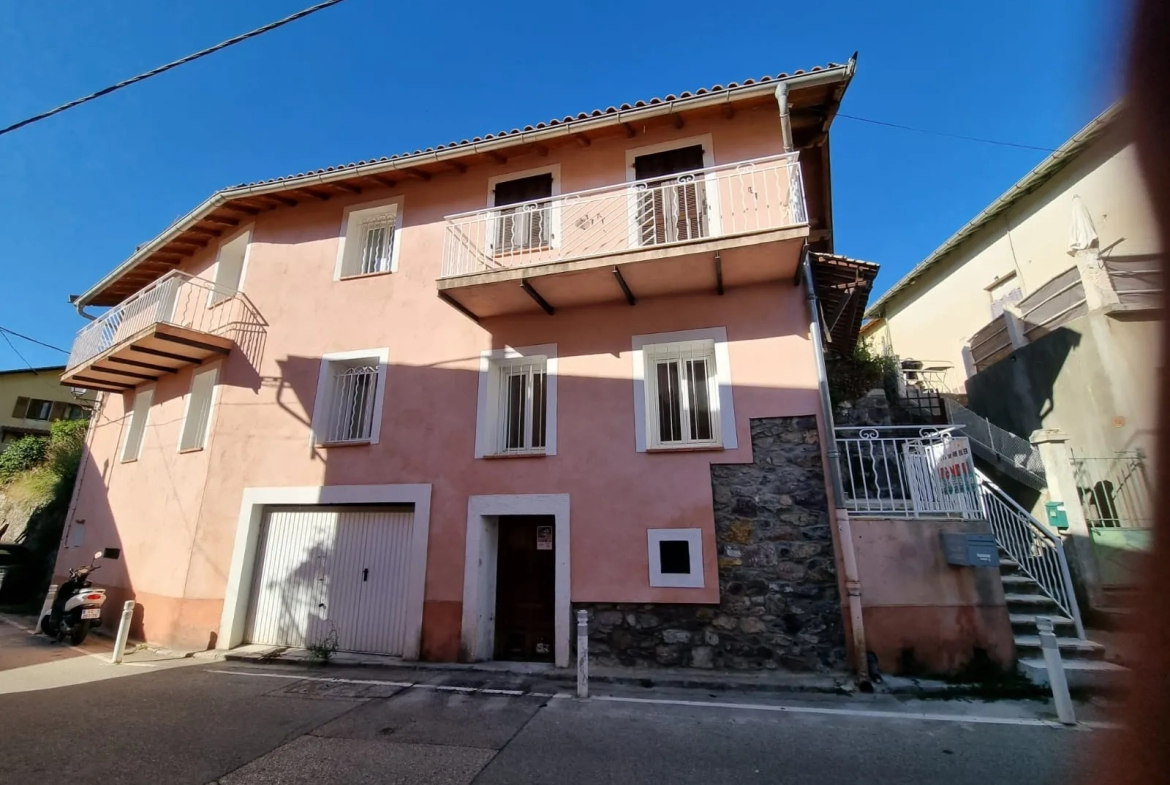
[0,0,1126,370]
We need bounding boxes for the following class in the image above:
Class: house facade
[54,60,926,674]
[862,103,1161,609]
[0,367,93,450]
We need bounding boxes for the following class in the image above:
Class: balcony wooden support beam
[90,366,156,382]
[204,215,241,227]
[168,239,207,250]
[259,194,298,207]
[129,345,201,364]
[154,333,232,356]
[612,266,636,306]
[187,226,222,237]
[521,279,555,315]
[108,356,173,374]
[70,375,133,391]
[437,292,480,323]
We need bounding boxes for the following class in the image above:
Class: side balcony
[438,152,809,319]
[62,271,264,392]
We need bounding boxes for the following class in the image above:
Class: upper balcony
[438,152,809,319]
[62,271,264,393]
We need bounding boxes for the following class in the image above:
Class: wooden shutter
[494,174,553,251]
[11,397,28,418]
[633,146,707,245]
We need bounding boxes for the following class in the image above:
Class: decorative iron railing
[835,425,981,518]
[440,152,806,278]
[67,271,262,371]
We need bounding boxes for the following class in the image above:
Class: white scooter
[41,548,120,645]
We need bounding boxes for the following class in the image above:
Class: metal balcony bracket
[437,291,480,324]
[612,266,637,306]
[521,280,555,315]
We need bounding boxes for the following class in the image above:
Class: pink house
[54,57,913,675]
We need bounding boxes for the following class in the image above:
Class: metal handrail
[976,469,1084,638]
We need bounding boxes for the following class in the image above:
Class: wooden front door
[494,515,556,662]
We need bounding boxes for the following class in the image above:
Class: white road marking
[208,668,555,697]
[208,668,1090,728]
[592,695,1069,727]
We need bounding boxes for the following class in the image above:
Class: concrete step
[1009,613,1075,630]
[1004,593,1059,607]
[999,574,1038,590]
[1018,657,1129,690]
[1014,636,1105,659]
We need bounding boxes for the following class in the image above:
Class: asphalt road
[0,619,1115,785]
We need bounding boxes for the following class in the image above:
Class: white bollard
[576,609,589,699]
[33,585,57,634]
[1036,616,1076,725]
[110,600,135,665]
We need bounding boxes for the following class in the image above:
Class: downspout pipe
[801,247,872,690]
[775,83,795,153]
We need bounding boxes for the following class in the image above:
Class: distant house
[0,367,93,450]
[863,102,1161,604]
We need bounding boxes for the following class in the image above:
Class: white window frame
[207,225,253,306]
[474,344,557,458]
[334,197,405,280]
[178,363,220,453]
[311,348,390,447]
[487,165,562,254]
[632,327,736,452]
[648,528,704,588]
[120,386,154,463]
[624,134,721,248]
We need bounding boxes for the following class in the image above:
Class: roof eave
[76,63,855,309]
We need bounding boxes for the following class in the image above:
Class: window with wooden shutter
[210,230,250,305]
[120,388,153,462]
[338,201,402,279]
[11,397,28,419]
[633,145,708,246]
[179,366,218,451]
[493,174,554,252]
[22,399,54,421]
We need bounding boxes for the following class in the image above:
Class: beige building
[863,103,1158,396]
[0,367,93,449]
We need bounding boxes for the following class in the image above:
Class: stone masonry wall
[575,416,847,671]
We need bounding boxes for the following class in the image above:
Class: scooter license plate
[80,608,101,620]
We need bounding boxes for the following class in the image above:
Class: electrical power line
[0,326,69,355]
[0,0,347,138]
[836,112,1058,153]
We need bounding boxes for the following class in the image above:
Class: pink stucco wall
[60,104,826,654]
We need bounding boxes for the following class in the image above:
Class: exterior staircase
[998,554,1127,690]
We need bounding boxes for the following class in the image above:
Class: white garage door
[245,506,414,656]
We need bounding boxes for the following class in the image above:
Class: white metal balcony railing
[66,270,261,371]
[836,426,982,518]
[440,152,807,279]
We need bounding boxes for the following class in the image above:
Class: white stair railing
[977,469,1084,639]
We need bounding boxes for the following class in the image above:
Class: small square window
[647,528,704,588]
[658,540,691,574]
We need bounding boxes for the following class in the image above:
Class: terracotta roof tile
[240,65,844,188]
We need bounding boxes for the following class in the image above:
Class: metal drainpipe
[801,248,872,690]
[775,83,794,153]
